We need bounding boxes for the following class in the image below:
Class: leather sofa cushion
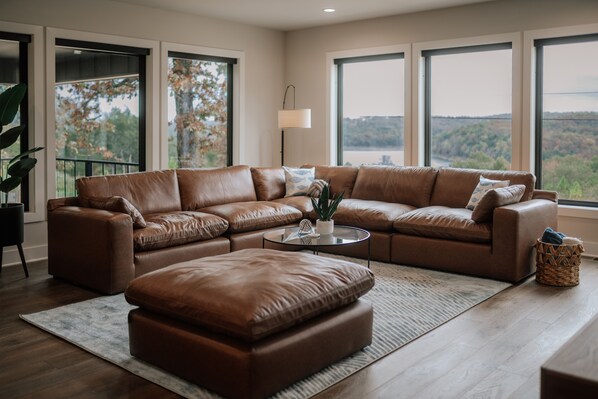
[251,167,285,201]
[125,248,375,342]
[177,166,257,210]
[273,196,314,218]
[133,211,229,251]
[303,164,359,198]
[77,170,181,215]
[430,168,536,208]
[333,199,416,231]
[393,206,492,243]
[350,166,438,208]
[200,201,302,233]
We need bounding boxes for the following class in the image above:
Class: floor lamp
[278,85,311,166]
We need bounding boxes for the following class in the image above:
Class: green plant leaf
[0,125,25,150]
[0,176,21,194]
[310,197,322,219]
[8,157,37,178]
[0,83,27,126]
[325,191,344,220]
[7,146,44,168]
[311,184,344,221]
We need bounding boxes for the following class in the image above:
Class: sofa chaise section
[48,169,231,294]
[389,167,557,281]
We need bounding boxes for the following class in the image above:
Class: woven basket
[535,239,584,287]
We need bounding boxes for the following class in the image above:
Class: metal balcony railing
[55,157,140,198]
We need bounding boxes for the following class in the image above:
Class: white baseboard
[1,244,48,268]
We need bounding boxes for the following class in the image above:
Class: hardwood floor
[1,257,597,398]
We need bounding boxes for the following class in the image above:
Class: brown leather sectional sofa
[47,164,558,294]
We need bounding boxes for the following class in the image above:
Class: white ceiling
[110,0,498,31]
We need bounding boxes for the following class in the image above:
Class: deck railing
[55,157,140,198]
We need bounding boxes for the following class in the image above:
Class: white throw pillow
[466,176,510,210]
[283,167,315,197]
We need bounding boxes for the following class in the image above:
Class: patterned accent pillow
[306,179,327,198]
[471,184,526,223]
[283,167,315,197]
[466,176,510,210]
[87,196,147,229]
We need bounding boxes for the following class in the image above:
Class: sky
[342,41,598,118]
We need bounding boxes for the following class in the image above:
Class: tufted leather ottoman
[125,248,375,399]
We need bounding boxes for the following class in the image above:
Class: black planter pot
[0,203,28,277]
[0,203,25,246]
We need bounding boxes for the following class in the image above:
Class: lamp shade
[278,109,311,128]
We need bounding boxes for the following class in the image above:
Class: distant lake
[343,149,450,167]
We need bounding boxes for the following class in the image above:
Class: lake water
[343,150,405,166]
[343,150,451,167]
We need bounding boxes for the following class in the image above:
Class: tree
[168,58,228,168]
[55,78,138,161]
[451,151,510,170]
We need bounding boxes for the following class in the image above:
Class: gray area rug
[21,256,510,398]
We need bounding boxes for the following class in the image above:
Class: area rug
[21,256,510,398]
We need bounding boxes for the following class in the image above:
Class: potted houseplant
[310,183,344,235]
[0,83,44,275]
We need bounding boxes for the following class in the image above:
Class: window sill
[558,205,598,220]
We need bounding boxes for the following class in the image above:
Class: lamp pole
[280,85,295,166]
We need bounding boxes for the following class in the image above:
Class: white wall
[0,0,285,266]
[285,0,598,256]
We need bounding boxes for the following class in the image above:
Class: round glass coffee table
[262,225,371,267]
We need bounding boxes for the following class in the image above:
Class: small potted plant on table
[311,183,344,235]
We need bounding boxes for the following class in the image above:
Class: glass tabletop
[263,225,370,247]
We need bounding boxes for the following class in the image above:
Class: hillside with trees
[343,112,598,202]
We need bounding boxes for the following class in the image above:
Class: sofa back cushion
[350,166,438,208]
[177,165,257,210]
[251,167,285,201]
[430,168,536,208]
[76,170,181,215]
[302,164,359,198]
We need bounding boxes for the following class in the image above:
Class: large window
[335,53,405,166]
[0,31,30,206]
[535,34,598,206]
[167,51,235,168]
[423,43,512,169]
[54,39,148,197]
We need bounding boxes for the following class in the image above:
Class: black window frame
[534,33,598,208]
[422,42,513,166]
[55,38,150,172]
[167,51,237,167]
[0,31,31,210]
[334,53,405,166]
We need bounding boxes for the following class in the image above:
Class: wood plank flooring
[1,257,597,398]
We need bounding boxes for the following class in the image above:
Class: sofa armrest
[47,196,79,212]
[532,190,558,202]
[492,199,558,282]
[48,206,134,294]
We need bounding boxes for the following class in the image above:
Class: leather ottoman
[125,248,375,399]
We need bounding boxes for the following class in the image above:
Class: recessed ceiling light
[323,8,335,13]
